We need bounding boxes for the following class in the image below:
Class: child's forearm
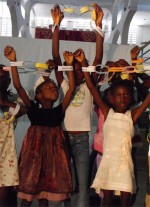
[52,25,61,63]
[0,100,16,108]
[10,55,22,91]
[65,60,75,93]
[67,71,75,94]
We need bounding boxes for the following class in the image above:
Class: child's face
[113,86,131,113]
[0,68,10,90]
[37,81,59,102]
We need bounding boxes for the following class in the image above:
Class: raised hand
[117,59,130,67]
[63,51,74,66]
[92,3,104,27]
[51,4,64,26]
[74,49,86,63]
[4,45,16,62]
[45,59,57,71]
[130,45,140,60]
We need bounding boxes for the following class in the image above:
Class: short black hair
[111,79,135,105]
[111,79,133,93]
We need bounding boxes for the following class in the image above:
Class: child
[4,45,75,207]
[89,87,113,207]
[0,64,25,207]
[74,48,150,207]
[51,4,104,207]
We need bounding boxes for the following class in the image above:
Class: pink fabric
[93,108,104,154]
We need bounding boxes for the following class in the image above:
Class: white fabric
[91,108,136,195]
[58,66,73,71]
[9,103,20,116]
[60,79,93,131]
[34,76,45,92]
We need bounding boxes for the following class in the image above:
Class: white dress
[91,108,136,195]
[0,118,19,187]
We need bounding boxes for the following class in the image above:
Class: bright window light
[21,6,25,19]
[0,2,12,36]
[128,25,137,44]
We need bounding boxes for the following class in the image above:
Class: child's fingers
[74,48,83,57]
[92,4,102,12]
[4,45,13,55]
[64,51,73,56]
[54,4,60,10]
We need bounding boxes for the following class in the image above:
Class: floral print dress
[0,117,19,187]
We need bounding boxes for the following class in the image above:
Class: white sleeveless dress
[91,108,136,195]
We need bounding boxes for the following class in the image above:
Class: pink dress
[93,108,104,154]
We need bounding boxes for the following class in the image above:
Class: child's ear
[36,92,42,100]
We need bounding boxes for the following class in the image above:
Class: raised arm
[51,4,64,86]
[61,51,75,112]
[131,45,150,100]
[74,48,109,119]
[92,3,104,66]
[132,93,150,124]
[91,4,104,82]
[4,45,31,107]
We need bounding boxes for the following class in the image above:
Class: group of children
[0,3,150,207]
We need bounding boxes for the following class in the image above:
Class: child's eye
[124,94,130,97]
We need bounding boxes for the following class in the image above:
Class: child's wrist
[52,24,59,33]
[81,59,88,66]
[66,63,72,66]
[11,59,17,62]
[55,24,59,27]
[96,23,102,28]
[94,26,104,37]
[58,65,73,71]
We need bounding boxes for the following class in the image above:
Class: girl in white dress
[73,48,150,207]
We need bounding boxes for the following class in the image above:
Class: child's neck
[41,101,54,109]
[114,108,128,114]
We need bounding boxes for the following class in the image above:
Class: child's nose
[120,94,126,100]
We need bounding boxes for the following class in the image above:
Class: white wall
[136,25,150,62]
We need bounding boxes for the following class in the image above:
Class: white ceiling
[0,0,150,26]
[29,0,150,26]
